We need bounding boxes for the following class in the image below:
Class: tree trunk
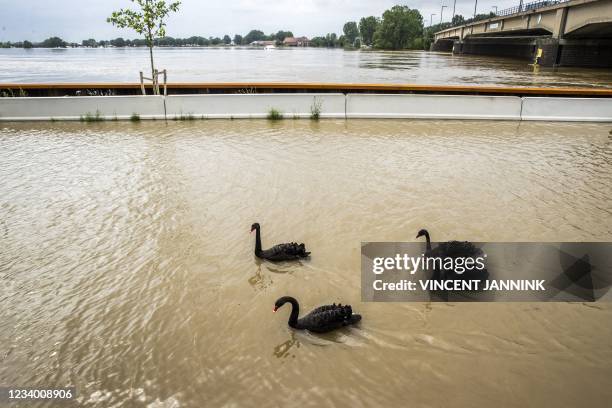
[147,24,156,94]
[149,44,155,81]
[148,44,156,94]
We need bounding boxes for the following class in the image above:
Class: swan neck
[254,227,262,254]
[425,231,432,251]
[288,298,299,327]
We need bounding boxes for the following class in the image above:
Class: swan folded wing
[261,242,310,260]
[310,304,340,314]
[432,241,488,283]
[295,304,361,332]
[307,305,354,324]
[439,240,481,257]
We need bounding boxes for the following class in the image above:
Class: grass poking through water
[267,108,283,121]
[80,110,104,122]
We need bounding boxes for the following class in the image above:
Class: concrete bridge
[432,0,612,67]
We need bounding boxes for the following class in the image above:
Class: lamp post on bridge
[474,0,478,18]
[440,5,447,24]
[452,0,457,21]
[430,13,436,27]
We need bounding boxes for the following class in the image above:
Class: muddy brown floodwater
[1,48,612,88]
[1,119,612,407]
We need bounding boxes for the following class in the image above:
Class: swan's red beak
[273,307,278,312]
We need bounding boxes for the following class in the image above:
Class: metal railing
[494,0,569,17]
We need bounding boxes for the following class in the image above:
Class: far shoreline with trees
[0,5,499,52]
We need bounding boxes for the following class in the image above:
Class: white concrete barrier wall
[346,94,523,120]
[521,97,612,122]
[164,94,345,119]
[1,94,611,122]
[0,96,165,121]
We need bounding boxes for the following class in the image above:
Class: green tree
[465,12,496,24]
[110,37,126,47]
[233,34,243,45]
[274,30,293,42]
[373,5,423,50]
[23,40,33,49]
[108,0,181,83]
[82,38,97,47]
[342,21,359,45]
[325,33,338,47]
[41,37,67,48]
[186,36,207,46]
[310,36,326,47]
[422,22,452,50]
[451,14,465,26]
[223,35,231,44]
[359,16,379,46]
[155,36,175,46]
[244,30,265,44]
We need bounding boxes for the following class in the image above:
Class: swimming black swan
[251,223,310,261]
[274,296,361,333]
[416,228,489,282]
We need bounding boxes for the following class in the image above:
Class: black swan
[251,223,310,261]
[416,228,489,282]
[274,296,361,333]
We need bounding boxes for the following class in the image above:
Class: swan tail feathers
[347,314,362,325]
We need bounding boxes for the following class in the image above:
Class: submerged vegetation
[310,97,323,121]
[80,110,105,122]
[267,108,283,121]
[130,113,141,122]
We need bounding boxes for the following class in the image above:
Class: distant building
[296,36,310,47]
[283,36,310,47]
[283,37,297,46]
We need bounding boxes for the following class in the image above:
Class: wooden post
[139,71,146,95]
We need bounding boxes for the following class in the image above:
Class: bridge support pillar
[534,38,612,68]
[430,39,455,52]
[535,38,561,67]
[452,41,463,54]
[552,7,568,39]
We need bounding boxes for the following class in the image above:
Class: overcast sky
[0,0,520,42]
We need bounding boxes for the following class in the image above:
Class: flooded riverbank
[1,120,611,407]
[1,47,612,88]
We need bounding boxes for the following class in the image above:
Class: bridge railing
[495,0,569,17]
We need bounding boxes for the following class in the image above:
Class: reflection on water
[248,264,273,291]
[1,120,611,407]
[273,332,300,359]
[1,47,611,88]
